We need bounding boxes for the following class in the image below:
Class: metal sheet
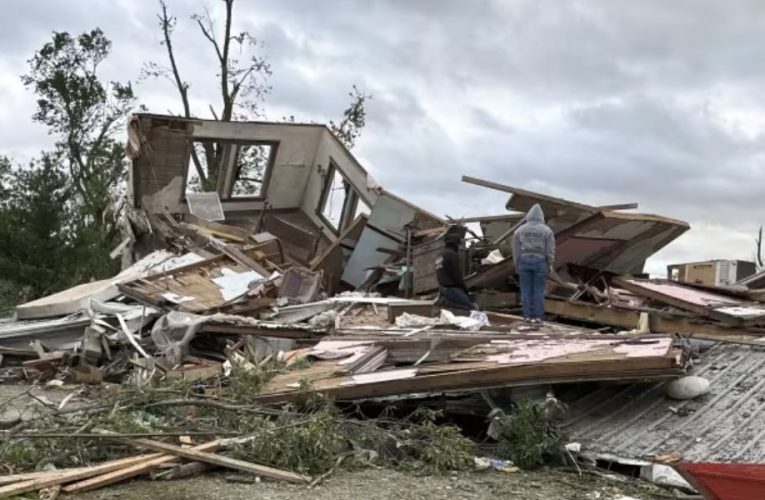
[0,315,90,350]
[341,227,398,287]
[564,343,765,463]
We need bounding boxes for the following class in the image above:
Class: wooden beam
[0,454,163,498]
[63,440,221,494]
[254,349,681,405]
[100,432,310,483]
[461,175,597,213]
[447,214,524,224]
[544,298,765,344]
[597,203,638,211]
[182,213,252,241]
[219,244,270,277]
[612,277,737,323]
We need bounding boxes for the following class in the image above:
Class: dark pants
[518,254,547,320]
[440,286,478,311]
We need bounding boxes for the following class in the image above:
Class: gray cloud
[2,0,765,275]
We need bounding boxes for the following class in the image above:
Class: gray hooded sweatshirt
[511,204,555,267]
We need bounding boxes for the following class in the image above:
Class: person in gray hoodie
[512,204,555,324]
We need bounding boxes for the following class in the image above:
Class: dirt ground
[0,384,682,499]
[74,468,678,500]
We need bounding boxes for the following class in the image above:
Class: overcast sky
[1,0,764,276]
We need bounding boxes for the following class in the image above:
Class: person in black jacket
[436,233,478,310]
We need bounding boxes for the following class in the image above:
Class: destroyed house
[8,114,765,498]
[125,113,443,292]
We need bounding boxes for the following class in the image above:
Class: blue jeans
[518,254,547,320]
[440,286,478,311]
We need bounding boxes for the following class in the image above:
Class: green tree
[21,29,137,283]
[0,155,73,309]
[330,85,371,150]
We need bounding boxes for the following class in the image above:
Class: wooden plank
[255,362,682,405]
[255,347,681,404]
[100,432,310,483]
[612,277,747,325]
[183,213,252,241]
[63,440,221,494]
[461,175,597,213]
[544,298,765,341]
[597,203,638,211]
[0,453,163,498]
[198,323,322,339]
[219,244,270,277]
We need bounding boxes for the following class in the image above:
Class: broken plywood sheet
[452,337,674,365]
[256,335,682,404]
[119,252,265,313]
[614,277,765,326]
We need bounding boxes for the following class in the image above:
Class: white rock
[665,376,710,400]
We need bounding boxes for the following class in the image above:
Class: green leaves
[0,28,137,309]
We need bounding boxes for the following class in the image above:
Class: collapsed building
[2,113,765,495]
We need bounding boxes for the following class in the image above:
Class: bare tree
[144,0,370,190]
[144,0,271,189]
[757,226,764,269]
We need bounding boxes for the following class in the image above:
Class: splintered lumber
[0,453,163,498]
[545,298,765,345]
[254,336,683,404]
[63,439,222,494]
[613,277,765,327]
[98,432,310,483]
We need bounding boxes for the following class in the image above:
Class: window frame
[181,138,279,202]
[317,159,370,235]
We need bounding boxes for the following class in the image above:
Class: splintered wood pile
[252,333,684,404]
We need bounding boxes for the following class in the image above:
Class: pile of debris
[2,113,764,496]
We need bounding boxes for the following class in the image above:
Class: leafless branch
[158,0,206,183]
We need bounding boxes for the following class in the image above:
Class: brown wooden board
[613,277,765,326]
[118,248,267,313]
[0,453,164,498]
[63,440,222,494]
[102,433,310,483]
[254,336,681,404]
[544,298,765,345]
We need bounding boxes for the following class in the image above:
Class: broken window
[354,198,371,222]
[318,162,370,233]
[185,140,274,199]
[319,166,349,232]
[186,140,224,194]
[230,144,272,198]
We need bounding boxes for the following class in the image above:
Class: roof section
[564,342,765,463]
[461,175,689,275]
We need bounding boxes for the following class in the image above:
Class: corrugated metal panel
[563,343,765,463]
